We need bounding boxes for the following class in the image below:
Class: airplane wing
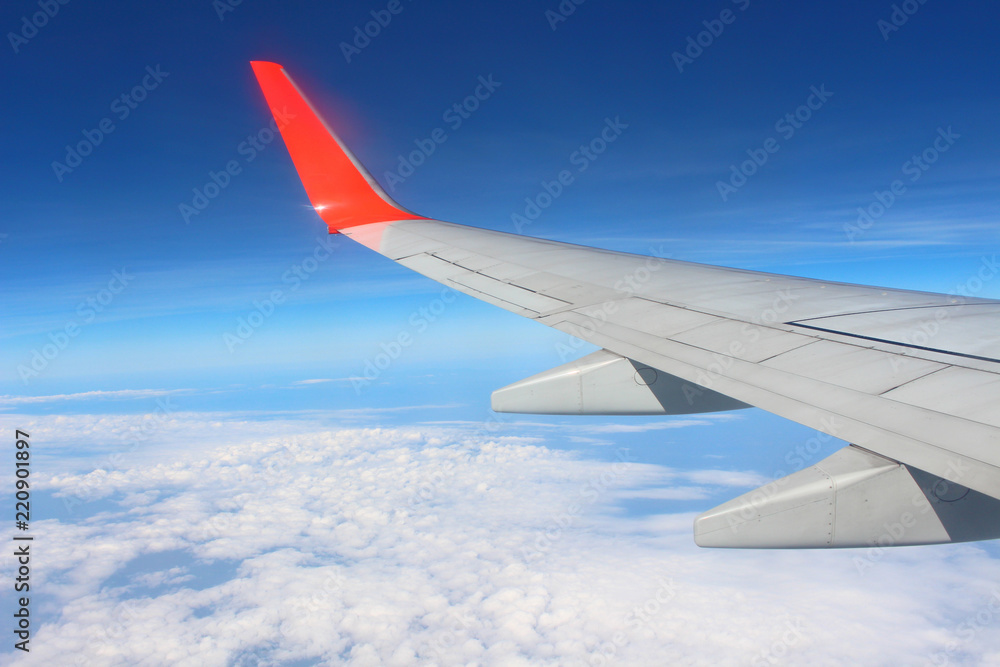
[250,61,1000,548]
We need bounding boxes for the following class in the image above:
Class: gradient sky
[4,0,1000,400]
[2,1,1000,664]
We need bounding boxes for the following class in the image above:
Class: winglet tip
[250,61,428,231]
[250,61,288,83]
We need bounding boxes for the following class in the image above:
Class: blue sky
[3,1,1000,664]
[4,0,1000,405]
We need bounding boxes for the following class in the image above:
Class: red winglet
[250,61,426,233]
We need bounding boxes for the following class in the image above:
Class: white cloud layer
[0,389,190,406]
[2,413,1000,666]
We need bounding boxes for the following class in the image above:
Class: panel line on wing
[876,366,950,396]
[790,301,993,323]
[789,322,1000,366]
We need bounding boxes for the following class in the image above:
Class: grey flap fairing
[491,349,750,415]
[694,445,1000,548]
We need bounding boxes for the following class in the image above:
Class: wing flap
[883,366,1000,429]
[669,319,814,363]
[760,340,948,395]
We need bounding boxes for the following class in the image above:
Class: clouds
[3,413,1000,666]
[0,389,190,406]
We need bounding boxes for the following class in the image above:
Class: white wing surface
[252,61,1000,548]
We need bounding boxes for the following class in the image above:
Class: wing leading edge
[251,62,1000,548]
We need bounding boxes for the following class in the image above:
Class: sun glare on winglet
[250,60,426,232]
